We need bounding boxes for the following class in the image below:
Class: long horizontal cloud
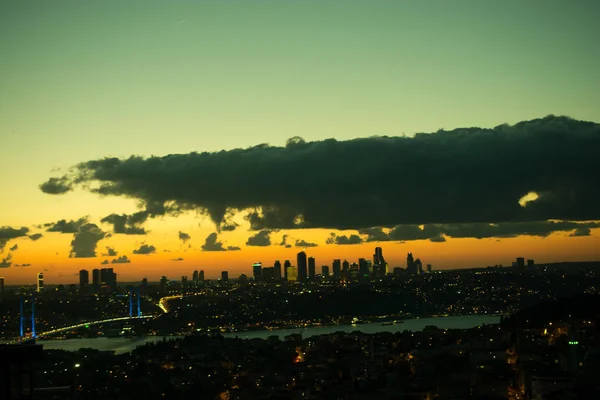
[39,116,600,229]
[45,218,88,233]
[358,221,600,242]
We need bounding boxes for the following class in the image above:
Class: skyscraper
[516,257,525,269]
[308,257,316,280]
[92,268,101,289]
[221,271,229,282]
[199,270,205,282]
[284,260,291,281]
[79,269,89,288]
[358,258,369,277]
[427,264,432,273]
[181,276,188,289]
[406,253,416,274]
[321,265,330,277]
[415,258,423,275]
[297,251,307,282]
[192,270,199,285]
[274,260,282,281]
[0,277,4,294]
[36,272,44,292]
[100,268,117,288]
[333,259,341,279]
[253,262,263,282]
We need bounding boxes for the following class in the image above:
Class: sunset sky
[1,0,599,284]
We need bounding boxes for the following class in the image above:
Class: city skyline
[2,1,600,284]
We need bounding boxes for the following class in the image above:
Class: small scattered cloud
[280,234,293,248]
[111,255,131,264]
[9,244,18,251]
[295,239,318,247]
[246,230,271,247]
[101,259,109,265]
[178,231,191,243]
[0,254,13,268]
[201,233,226,252]
[39,176,71,194]
[103,247,118,257]
[133,244,156,255]
[227,246,241,251]
[101,212,148,234]
[29,233,43,241]
[172,257,184,261]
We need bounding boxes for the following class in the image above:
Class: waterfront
[37,314,500,354]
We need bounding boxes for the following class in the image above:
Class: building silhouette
[221,271,229,282]
[79,269,89,288]
[332,259,341,279]
[274,260,282,281]
[284,260,291,281]
[192,270,199,285]
[199,270,205,282]
[321,265,330,277]
[406,253,417,274]
[92,268,101,289]
[308,257,316,280]
[297,251,307,282]
[0,277,4,294]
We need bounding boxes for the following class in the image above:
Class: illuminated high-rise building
[297,251,307,282]
[79,269,89,288]
[284,260,291,281]
[287,266,298,282]
[273,260,282,281]
[332,259,341,278]
[36,272,44,292]
[308,257,316,280]
[253,262,263,282]
[321,265,330,277]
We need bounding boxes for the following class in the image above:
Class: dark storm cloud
[9,244,18,251]
[178,231,191,243]
[326,233,363,245]
[246,230,272,247]
[227,246,241,251]
[0,254,13,268]
[569,227,591,237]
[295,239,318,247]
[29,233,43,241]
[39,116,600,229]
[0,226,29,252]
[111,255,131,264]
[45,218,88,233]
[201,233,226,252]
[103,247,118,257]
[101,212,148,234]
[70,223,106,258]
[133,244,156,255]
[429,235,446,243]
[39,176,71,194]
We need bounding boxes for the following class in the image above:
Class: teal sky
[1,0,599,226]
